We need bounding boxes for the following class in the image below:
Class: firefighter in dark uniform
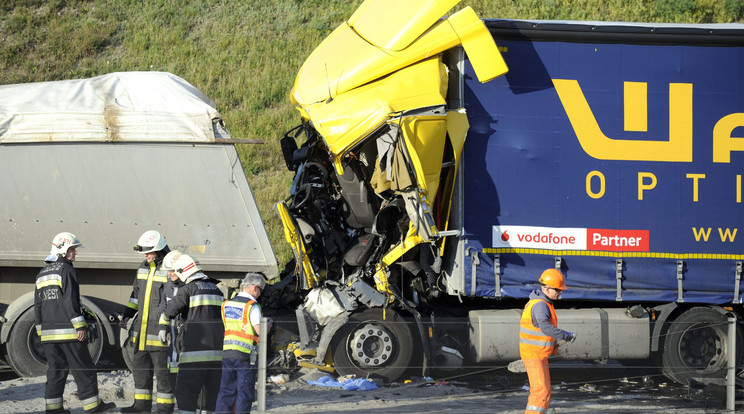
[121,230,175,414]
[163,254,224,414]
[158,250,183,380]
[35,232,116,413]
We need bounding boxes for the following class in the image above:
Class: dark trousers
[131,349,175,409]
[44,341,98,406]
[175,362,222,412]
[215,358,258,414]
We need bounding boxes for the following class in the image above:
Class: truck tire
[5,309,105,378]
[119,316,136,372]
[661,307,742,384]
[121,339,135,372]
[331,308,416,383]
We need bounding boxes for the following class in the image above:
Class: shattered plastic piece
[579,383,599,393]
[337,374,357,383]
[619,377,638,384]
[268,374,290,384]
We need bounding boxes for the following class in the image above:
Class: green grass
[1,0,742,265]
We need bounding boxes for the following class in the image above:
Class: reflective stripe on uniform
[519,327,555,347]
[137,271,168,282]
[71,315,87,330]
[39,328,79,342]
[526,404,548,413]
[222,340,258,354]
[81,395,101,411]
[179,350,222,364]
[157,392,176,404]
[134,388,152,400]
[36,274,63,289]
[45,397,63,410]
[139,262,156,351]
[520,337,555,347]
[189,294,223,307]
[126,297,139,311]
[144,333,167,348]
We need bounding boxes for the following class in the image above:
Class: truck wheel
[5,309,105,378]
[331,308,416,383]
[121,339,135,372]
[5,309,46,377]
[661,307,741,384]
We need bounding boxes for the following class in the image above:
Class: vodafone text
[493,226,649,252]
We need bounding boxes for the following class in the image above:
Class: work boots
[155,404,175,414]
[85,401,116,413]
[120,400,152,413]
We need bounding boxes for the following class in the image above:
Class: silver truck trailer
[0,71,278,377]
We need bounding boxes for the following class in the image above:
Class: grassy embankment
[1,0,742,267]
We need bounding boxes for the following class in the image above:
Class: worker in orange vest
[519,269,576,414]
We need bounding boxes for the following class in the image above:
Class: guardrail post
[257,317,268,412]
[728,317,736,412]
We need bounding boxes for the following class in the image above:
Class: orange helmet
[539,268,567,290]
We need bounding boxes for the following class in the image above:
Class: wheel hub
[679,324,723,369]
[349,323,394,367]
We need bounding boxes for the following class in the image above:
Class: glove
[567,332,577,343]
[119,317,130,329]
[158,329,169,345]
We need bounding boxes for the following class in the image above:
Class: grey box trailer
[0,71,278,377]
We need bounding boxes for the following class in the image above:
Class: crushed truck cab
[275,0,508,382]
[278,0,505,295]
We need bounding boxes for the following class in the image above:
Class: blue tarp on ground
[307,375,378,391]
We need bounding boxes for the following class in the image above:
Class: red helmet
[539,268,567,290]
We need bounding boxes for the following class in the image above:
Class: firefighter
[121,230,175,414]
[519,269,576,414]
[215,272,272,414]
[35,232,116,413]
[158,250,183,379]
[163,254,224,413]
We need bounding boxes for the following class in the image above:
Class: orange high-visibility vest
[519,298,558,359]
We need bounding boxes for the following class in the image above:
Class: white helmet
[173,254,201,282]
[134,230,167,254]
[46,232,82,261]
[162,250,182,271]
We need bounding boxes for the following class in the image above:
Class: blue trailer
[459,19,744,385]
[461,20,744,303]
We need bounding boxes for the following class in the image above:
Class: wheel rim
[678,322,725,371]
[25,323,46,365]
[348,322,396,368]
